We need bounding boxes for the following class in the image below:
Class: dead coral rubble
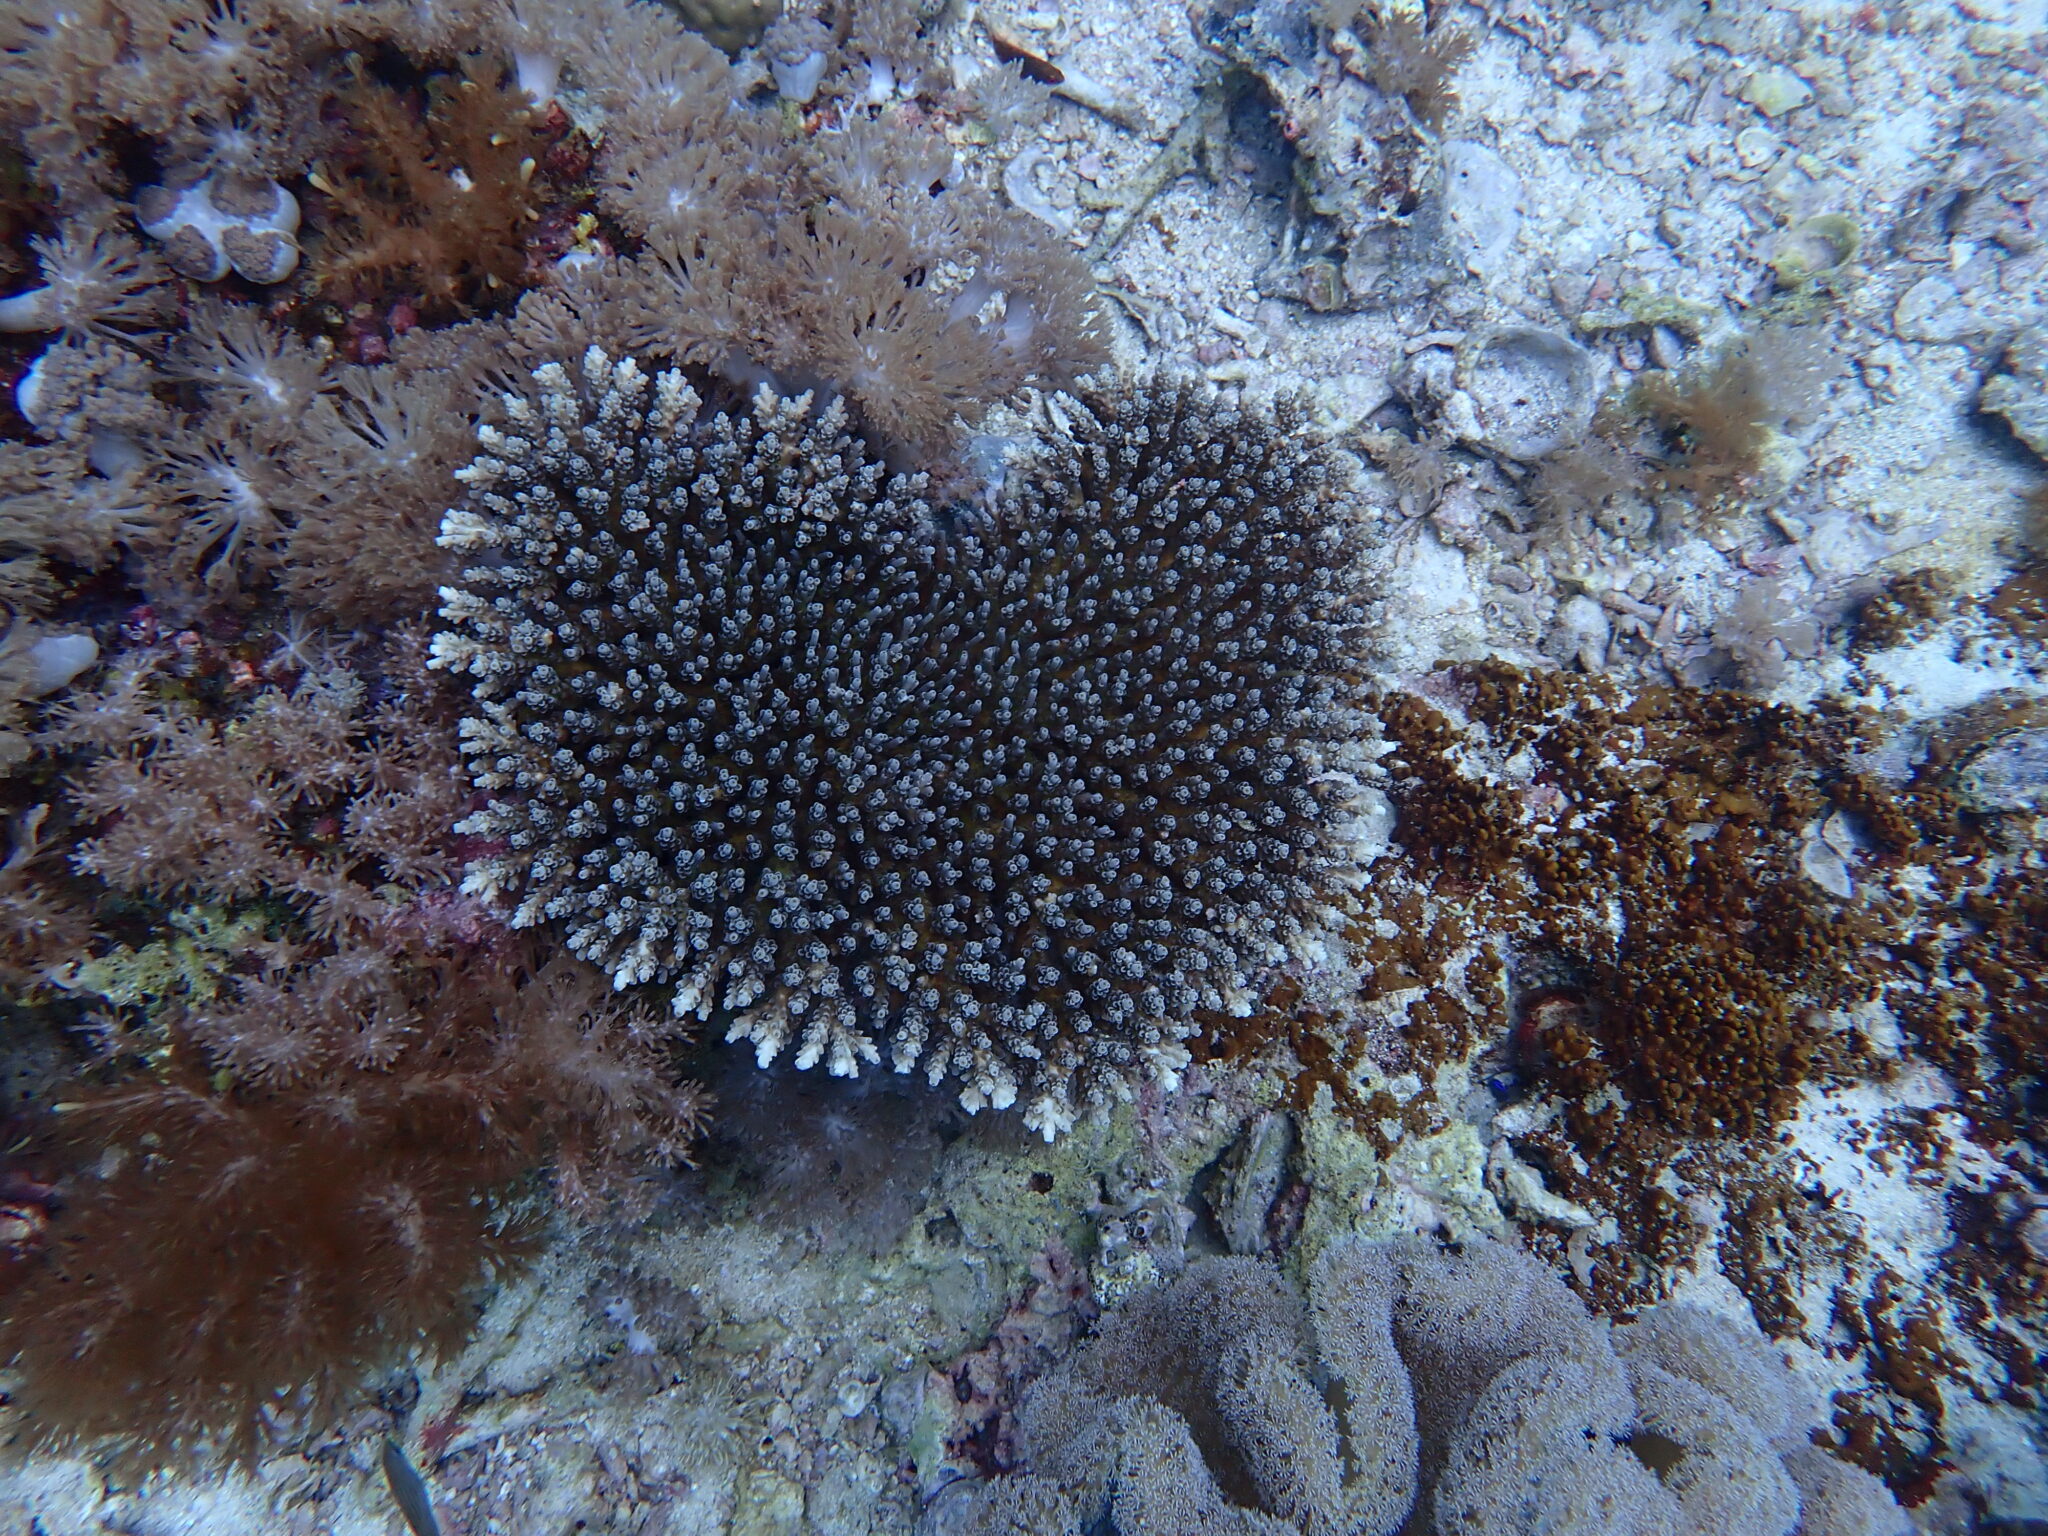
[961,1234,1909,1536]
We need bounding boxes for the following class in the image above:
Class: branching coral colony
[432,354,1375,1137]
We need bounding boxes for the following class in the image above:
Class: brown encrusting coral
[1361,662,1942,1137]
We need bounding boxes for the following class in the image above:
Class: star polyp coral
[434,349,1373,1134]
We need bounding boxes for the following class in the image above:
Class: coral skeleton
[434,350,1375,1136]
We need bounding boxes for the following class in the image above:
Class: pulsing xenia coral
[433,350,1374,1136]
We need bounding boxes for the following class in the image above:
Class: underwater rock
[1452,325,1603,461]
[1440,141,1522,281]
[1768,213,1860,293]
[1204,0,1497,312]
[1393,325,1601,468]
[1206,1109,1297,1257]
[1736,66,1815,119]
[1981,328,2048,460]
[1938,693,2048,814]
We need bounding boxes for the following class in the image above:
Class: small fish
[381,1437,443,1536]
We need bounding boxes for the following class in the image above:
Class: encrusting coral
[961,1234,1911,1536]
[1363,663,1941,1137]
[433,352,1377,1138]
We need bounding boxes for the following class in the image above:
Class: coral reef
[0,0,1112,638]
[0,0,2038,1523]
[960,1234,1909,1536]
[433,354,1375,1136]
[1204,653,2047,1506]
[0,0,1120,1477]
[1982,329,2048,460]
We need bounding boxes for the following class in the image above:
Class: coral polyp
[433,350,1375,1135]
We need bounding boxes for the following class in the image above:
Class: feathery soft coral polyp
[0,638,707,1463]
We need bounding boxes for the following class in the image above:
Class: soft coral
[0,637,707,1465]
[0,941,704,1465]
[307,53,571,320]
